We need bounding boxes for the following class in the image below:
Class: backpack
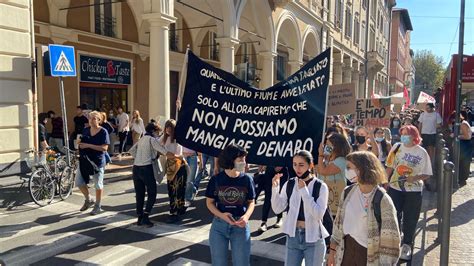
[285,178,333,246]
[343,184,384,232]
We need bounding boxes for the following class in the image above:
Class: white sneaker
[274,218,283,228]
[400,244,412,260]
[184,201,191,208]
[258,223,268,232]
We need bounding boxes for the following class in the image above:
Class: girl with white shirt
[271,150,329,266]
[328,151,400,266]
[131,110,146,144]
[160,119,187,223]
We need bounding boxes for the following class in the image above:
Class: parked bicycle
[25,147,76,206]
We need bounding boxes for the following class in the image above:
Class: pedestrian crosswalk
[0,200,286,265]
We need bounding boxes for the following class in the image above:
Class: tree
[413,50,444,99]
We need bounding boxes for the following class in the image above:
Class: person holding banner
[328,151,400,266]
[160,119,188,221]
[385,125,432,261]
[271,150,329,266]
[316,133,351,216]
[352,126,379,159]
[205,144,256,266]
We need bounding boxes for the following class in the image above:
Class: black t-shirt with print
[205,171,256,218]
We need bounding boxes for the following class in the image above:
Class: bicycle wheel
[29,168,55,206]
[59,166,75,200]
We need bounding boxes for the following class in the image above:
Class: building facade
[0,0,398,175]
[0,0,35,176]
[389,8,413,96]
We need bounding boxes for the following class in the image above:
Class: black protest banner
[175,49,330,167]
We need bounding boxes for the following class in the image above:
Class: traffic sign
[48,44,76,77]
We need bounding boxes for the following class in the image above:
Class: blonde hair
[347,151,387,185]
[89,111,102,123]
[100,112,107,125]
[133,110,141,124]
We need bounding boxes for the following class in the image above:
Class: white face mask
[345,168,358,183]
[234,161,246,172]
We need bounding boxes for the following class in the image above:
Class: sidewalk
[412,163,474,265]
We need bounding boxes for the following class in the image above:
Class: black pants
[118,131,129,153]
[341,235,367,266]
[255,174,285,222]
[459,140,472,185]
[167,166,187,214]
[388,188,422,245]
[132,165,157,215]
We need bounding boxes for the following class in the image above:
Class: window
[94,0,116,37]
[361,21,366,50]
[354,14,360,45]
[335,0,344,29]
[276,51,288,81]
[345,7,352,37]
[209,32,219,61]
[169,23,179,52]
[363,0,368,9]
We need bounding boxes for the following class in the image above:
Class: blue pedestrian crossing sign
[49,44,76,77]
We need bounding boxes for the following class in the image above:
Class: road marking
[76,244,148,266]
[0,232,94,266]
[0,221,49,243]
[40,201,286,262]
[168,257,211,266]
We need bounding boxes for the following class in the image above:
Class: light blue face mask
[401,135,412,144]
[375,137,385,142]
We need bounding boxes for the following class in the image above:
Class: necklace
[357,186,375,214]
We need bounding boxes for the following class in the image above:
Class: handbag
[149,137,164,184]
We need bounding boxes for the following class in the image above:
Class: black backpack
[285,178,333,246]
[343,184,384,232]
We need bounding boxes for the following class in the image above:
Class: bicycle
[25,148,76,206]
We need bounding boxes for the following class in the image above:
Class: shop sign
[80,55,131,84]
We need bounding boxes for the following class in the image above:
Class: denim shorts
[75,167,105,190]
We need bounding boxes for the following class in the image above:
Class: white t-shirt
[386,144,433,192]
[117,112,130,132]
[343,186,369,248]
[419,111,442,134]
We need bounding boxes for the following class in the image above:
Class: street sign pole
[58,76,70,165]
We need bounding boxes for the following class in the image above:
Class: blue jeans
[209,217,251,266]
[285,228,326,266]
[185,154,198,201]
[193,154,215,192]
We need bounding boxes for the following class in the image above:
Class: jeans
[388,188,422,245]
[75,166,105,190]
[185,154,198,201]
[118,131,129,153]
[285,228,326,266]
[209,217,251,266]
[132,165,157,215]
[194,154,215,193]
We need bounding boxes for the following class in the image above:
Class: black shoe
[141,213,154,228]
[137,215,143,226]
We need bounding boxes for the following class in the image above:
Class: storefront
[79,54,132,113]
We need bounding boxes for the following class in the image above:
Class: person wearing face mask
[327,151,400,266]
[129,122,163,227]
[316,133,351,217]
[385,125,432,261]
[390,116,402,144]
[418,103,442,166]
[206,144,256,266]
[373,128,392,165]
[271,150,329,266]
[352,126,379,159]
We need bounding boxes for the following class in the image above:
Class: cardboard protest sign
[327,83,356,115]
[417,91,436,103]
[355,98,391,127]
[175,49,331,166]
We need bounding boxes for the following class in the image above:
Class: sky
[395,0,474,66]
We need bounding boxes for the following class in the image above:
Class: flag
[403,86,410,109]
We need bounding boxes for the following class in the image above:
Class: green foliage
[413,50,445,93]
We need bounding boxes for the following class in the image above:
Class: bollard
[437,147,449,239]
[440,161,454,266]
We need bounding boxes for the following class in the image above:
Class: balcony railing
[95,15,116,38]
